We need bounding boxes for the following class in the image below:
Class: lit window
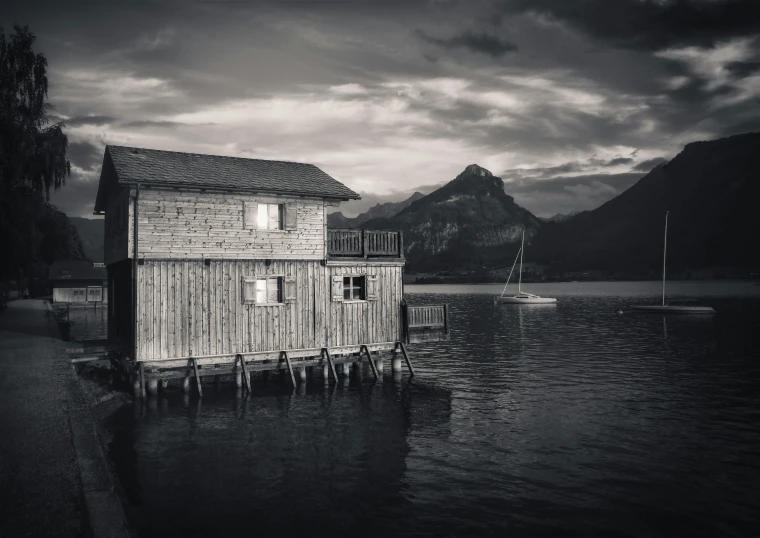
[343,276,365,301]
[243,277,282,304]
[257,204,282,230]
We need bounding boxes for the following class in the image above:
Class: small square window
[342,276,365,301]
[244,276,282,305]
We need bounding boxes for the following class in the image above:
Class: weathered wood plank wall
[135,260,402,360]
[53,287,107,303]
[136,190,326,259]
[326,264,403,347]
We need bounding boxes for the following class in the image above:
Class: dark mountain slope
[365,164,542,271]
[532,132,760,272]
[69,217,104,263]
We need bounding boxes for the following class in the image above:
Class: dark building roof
[49,260,107,282]
[95,146,360,211]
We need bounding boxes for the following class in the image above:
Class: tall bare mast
[518,228,525,293]
[662,211,669,306]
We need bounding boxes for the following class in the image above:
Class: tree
[1,24,70,197]
[0,25,77,281]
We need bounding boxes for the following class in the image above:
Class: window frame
[242,275,284,306]
[87,286,102,302]
[343,275,366,301]
[332,274,378,303]
[243,201,298,231]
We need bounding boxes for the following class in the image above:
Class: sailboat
[495,228,556,304]
[631,211,715,314]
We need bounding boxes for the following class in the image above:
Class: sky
[5,0,760,218]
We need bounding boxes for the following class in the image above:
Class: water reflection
[66,305,107,341]
[102,285,760,537]
[105,379,453,537]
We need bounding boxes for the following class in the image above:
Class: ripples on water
[102,282,760,537]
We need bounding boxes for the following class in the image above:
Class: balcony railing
[327,229,403,258]
[402,302,450,343]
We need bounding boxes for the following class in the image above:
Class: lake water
[101,281,760,537]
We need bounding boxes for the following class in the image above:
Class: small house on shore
[92,146,448,395]
[49,260,107,304]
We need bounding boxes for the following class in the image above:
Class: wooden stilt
[323,348,339,383]
[181,374,191,393]
[139,362,146,399]
[398,342,415,377]
[361,345,379,380]
[281,351,296,387]
[147,379,158,396]
[237,354,251,393]
[191,358,203,396]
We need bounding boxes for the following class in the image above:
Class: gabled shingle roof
[100,145,360,204]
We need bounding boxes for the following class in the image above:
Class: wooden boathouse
[91,146,448,396]
[49,260,108,304]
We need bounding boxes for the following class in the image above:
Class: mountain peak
[460,164,493,178]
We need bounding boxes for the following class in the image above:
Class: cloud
[6,0,759,219]
[417,29,518,57]
[504,173,644,217]
[331,184,443,218]
[66,140,102,172]
[501,0,760,51]
[64,115,117,127]
[725,60,760,78]
[120,120,205,128]
[603,157,633,167]
[633,157,668,171]
[49,171,101,218]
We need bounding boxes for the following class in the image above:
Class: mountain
[0,191,86,281]
[327,192,425,228]
[69,217,104,263]
[532,132,760,273]
[541,210,581,223]
[364,164,542,271]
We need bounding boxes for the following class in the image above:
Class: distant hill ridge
[69,217,104,263]
[327,191,424,228]
[531,131,760,272]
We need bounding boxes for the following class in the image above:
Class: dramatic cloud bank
[5,0,759,217]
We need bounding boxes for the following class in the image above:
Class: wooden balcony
[327,229,403,259]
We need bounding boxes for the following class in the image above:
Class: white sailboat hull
[496,295,557,304]
[631,305,715,314]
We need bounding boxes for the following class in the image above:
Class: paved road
[0,299,87,537]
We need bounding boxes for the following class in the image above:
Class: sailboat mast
[662,211,669,306]
[519,228,524,293]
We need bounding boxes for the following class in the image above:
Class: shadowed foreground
[0,300,86,537]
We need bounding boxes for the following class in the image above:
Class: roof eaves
[120,180,361,200]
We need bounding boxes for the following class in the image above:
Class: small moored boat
[631,211,714,314]
[631,304,715,313]
[495,228,556,305]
